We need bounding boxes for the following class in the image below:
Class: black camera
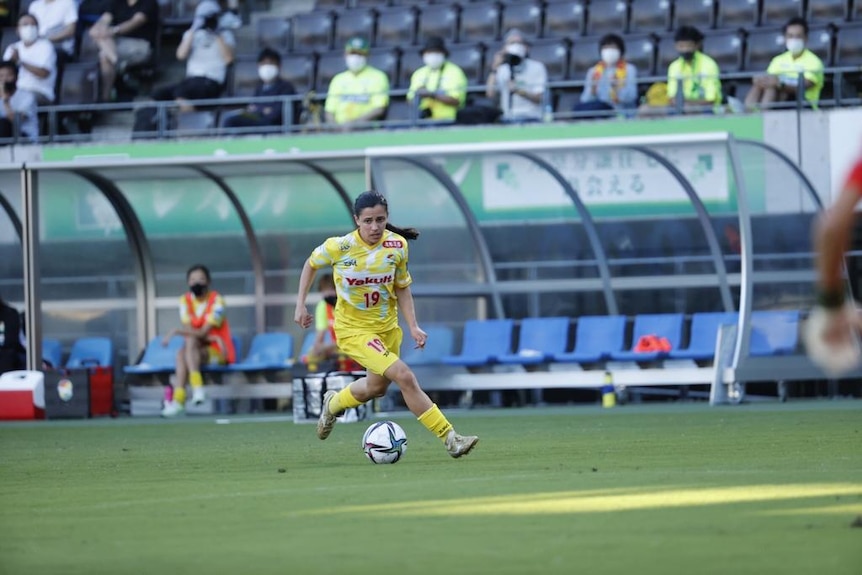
[202,13,219,31]
[503,53,523,68]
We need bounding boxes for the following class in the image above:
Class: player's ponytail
[353,190,420,241]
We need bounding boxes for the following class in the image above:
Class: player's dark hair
[784,17,808,36]
[186,264,211,282]
[674,25,703,44]
[599,33,625,56]
[353,191,420,240]
[257,47,281,65]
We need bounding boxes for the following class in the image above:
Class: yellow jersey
[308,229,412,337]
[178,292,226,328]
[666,52,722,106]
[766,49,824,104]
[324,65,390,124]
[406,62,468,120]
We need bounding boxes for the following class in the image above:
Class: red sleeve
[846,159,862,194]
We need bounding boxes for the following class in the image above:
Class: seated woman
[161,264,235,417]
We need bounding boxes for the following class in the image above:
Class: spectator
[0,60,38,143]
[639,26,721,116]
[89,0,159,102]
[133,3,234,134]
[161,264,236,418]
[3,13,56,105]
[575,34,638,117]
[28,0,78,64]
[744,17,824,111]
[324,37,389,130]
[406,36,467,122]
[220,47,297,133]
[194,0,242,31]
[486,28,548,122]
[0,294,26,374]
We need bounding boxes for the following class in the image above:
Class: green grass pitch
[1,401,860,575]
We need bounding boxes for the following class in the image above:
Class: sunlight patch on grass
[308,483,862,517]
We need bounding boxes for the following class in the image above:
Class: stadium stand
[458,3,502,45]
[500,1,543,40]
[543,0,586,39]
[375,6,418,49]
[416,4,459,45]
[629,0,673,35]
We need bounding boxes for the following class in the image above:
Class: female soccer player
[161,264,236,417]
[293,191,479,458]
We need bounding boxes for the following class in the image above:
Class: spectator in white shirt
[28,0,78,63]
[485,28,547,122]
[2,13,57,104]
[0,60,38,143]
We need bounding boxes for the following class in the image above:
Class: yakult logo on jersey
[346,275,393,286]
[382,240,403,248]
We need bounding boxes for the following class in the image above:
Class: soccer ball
[362,420,407,464]
[57,379,74,402]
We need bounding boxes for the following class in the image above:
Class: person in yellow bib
[294,191,479,459]
[406,36,467,122]
[665,26,721,113]
[324,36,389,129]
[745,17,823,110]
[161,264,236,417]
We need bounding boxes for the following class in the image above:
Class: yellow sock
[189,371,203,388]
[418,404,453,441]
[329,385,362,415]
[174,386,187,405]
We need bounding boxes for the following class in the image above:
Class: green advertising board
[37,115,762,240]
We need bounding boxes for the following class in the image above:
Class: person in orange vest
[161,264,235,417]
[304,273,362,372]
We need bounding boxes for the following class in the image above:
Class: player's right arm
[294,258,318,329]
[815,159,862,304]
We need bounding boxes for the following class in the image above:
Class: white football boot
[191,386,206,405]
[316,390,338,440]
[445,430,479,458]
[160,400,185,418]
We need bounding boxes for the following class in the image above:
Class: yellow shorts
[337,327,402,376]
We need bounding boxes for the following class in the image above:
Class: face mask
[18,25,38,44]
[345,54,366,73]
[601,48,620,66]
[786,38,805,55]
[324,295,337,307]
[423,52,445,70]
[679,51,695,62]
[258,64,278,82]
[505,43,527,59]
[190,283,207,297]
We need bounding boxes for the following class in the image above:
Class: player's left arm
[814,166,862,305]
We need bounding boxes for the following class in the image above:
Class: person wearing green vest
[324,36,389,130]
[406,36,467,122]
[744,17,824,110]
[665,25,721,114]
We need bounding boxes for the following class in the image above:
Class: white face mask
[18,25,38,44]
[601,47,620,65]
[345,54,367,73]
[505,43,527,59]
[423,52,445,70]
[786,38,805,55]
[258,64,279,82]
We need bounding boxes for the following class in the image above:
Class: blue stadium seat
[498,317,570,365]
[668,312,738,360]
[66,337,113,368]
[543,0,586,39]
[749,310,799,356]
[610,313,685,361]
[400,325,455,366]
[553,315,626,363]
[299,330,333,360]
[228,332,295,371]
[42,338,63,369]
[124,336,184,375]
[442,319,515,367]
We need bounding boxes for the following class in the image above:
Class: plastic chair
[459,2,501,46]
[228,332,295,371]
[42,338,63,370]
[610,313,685,361]
[669,312,738,361]
[257,17,292,52]
[543,0,586,39]
[629,0,672,34]
[123,336,184,375]
[400,325,455,366]
[528,39,570,82]
[553,316,626,363]
[703,29,745,73]
[66,337,113,368]
[498,317,570,365]
[447,43,486,86]
[716,0,760,29]
[416,4,459,45]
[674,0,716,30]
[375,6,418,49]
[292,10,335,53]
[749,310,799,356]
[585,0,628,36]
[760,0,805,29]
[442,319,515,367]
[334,9,377,51]
[501,1,543,40]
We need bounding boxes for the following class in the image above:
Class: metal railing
[0,65,859,146]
